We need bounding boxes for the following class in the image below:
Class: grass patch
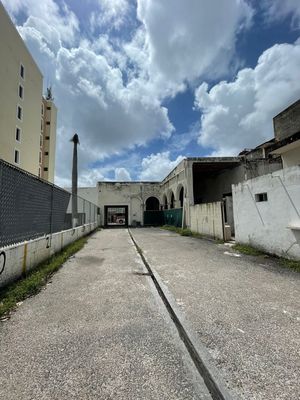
[280,258,300,273]
[0,236,88,319]
[233,244,263,256]
[162,225,203,238]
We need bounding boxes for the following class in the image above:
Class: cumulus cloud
[2,0,79,45]
[194,40,300,156]
[136,0,253,87]
[140,152,184,181]
[115,167,131,181]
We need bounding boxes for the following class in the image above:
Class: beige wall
[41,98,57,183]
[0,3,43,176]
[190,202,224,240]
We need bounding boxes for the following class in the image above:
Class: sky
[3,0,300,186]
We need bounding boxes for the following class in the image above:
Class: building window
[19,84,24,99]
[39,151,42,164]
[15,127,21,142]
[38,167,41,177]
[41,119,43,132]
[47,106,51,110]
[255,193,268,202]
[46,121,50,125]
[45,136,50,140]
[44,167,48,171]
[40,134,43,147]
[20,64,25,79]
[41,103,44,115]
[44,151,49,155]
[14,149,20,164]
[17,105,22,121]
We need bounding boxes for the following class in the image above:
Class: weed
[0,236,88,319]
[232,244,264,256]
[280,258,300,273]
[162,225,203,238]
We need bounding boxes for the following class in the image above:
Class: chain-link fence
[0,159,99,248]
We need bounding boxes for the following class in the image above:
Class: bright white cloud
[136,0,253,87]
[194,40,300,156]
[140,152,184,181]
[2,0,79,45]
[262,0,300,29]
[115,167,131,181]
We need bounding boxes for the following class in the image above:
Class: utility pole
[71,133,79,227]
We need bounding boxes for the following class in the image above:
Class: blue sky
[3,0,300,185]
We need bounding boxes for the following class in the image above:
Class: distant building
[0,3,57,182]
[270,99,300,167]
[40,96,57,183]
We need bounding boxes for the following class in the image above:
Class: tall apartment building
[0,3,57,183]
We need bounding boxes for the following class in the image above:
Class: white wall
[190,202,224,240]
[233,166,300,260]
[0,222,98,289]
[282,145,300,168]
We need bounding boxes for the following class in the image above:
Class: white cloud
[90,0,130,31]
[262,0,300,29]
[194,40,300,156]
[115,167,131,181]
[2,0,79,45]
[140,152,184,181]
[136,0,253,88]
[1,0,257,187]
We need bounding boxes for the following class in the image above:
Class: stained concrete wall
[233,166,300,260]
[190,202,224,240]
[0,222,98,289]
[281,144,300,168]
[273,99,300,141]
[201,160,282,204]
[97,182,161,226]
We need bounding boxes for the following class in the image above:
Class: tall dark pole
[71,133,79,227]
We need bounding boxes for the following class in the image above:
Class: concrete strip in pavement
[129,229,235,400]
[0,229,212,400]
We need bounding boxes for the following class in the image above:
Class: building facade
[0,3,57,182]
[40,97,57,182]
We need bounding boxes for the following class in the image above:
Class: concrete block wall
[0,222,98,289]
[233,166,300,260]
[190,202,224,240]
[273,99,300,141]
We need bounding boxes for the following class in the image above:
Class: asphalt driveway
[130,228,300,400]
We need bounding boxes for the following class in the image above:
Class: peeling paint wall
[233,166,300,260]
[190,202,224,240]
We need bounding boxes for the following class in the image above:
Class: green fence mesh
[144,208,182,227]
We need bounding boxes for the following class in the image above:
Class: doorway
[105,206,128,227]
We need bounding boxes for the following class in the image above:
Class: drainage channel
[128,229,234,400]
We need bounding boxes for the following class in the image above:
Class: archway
[145,196,160,211]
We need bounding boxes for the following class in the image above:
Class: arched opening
[145,196,160,211]
[170,192,175,209]
[163,194,168,209]
[179,186,184,208]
